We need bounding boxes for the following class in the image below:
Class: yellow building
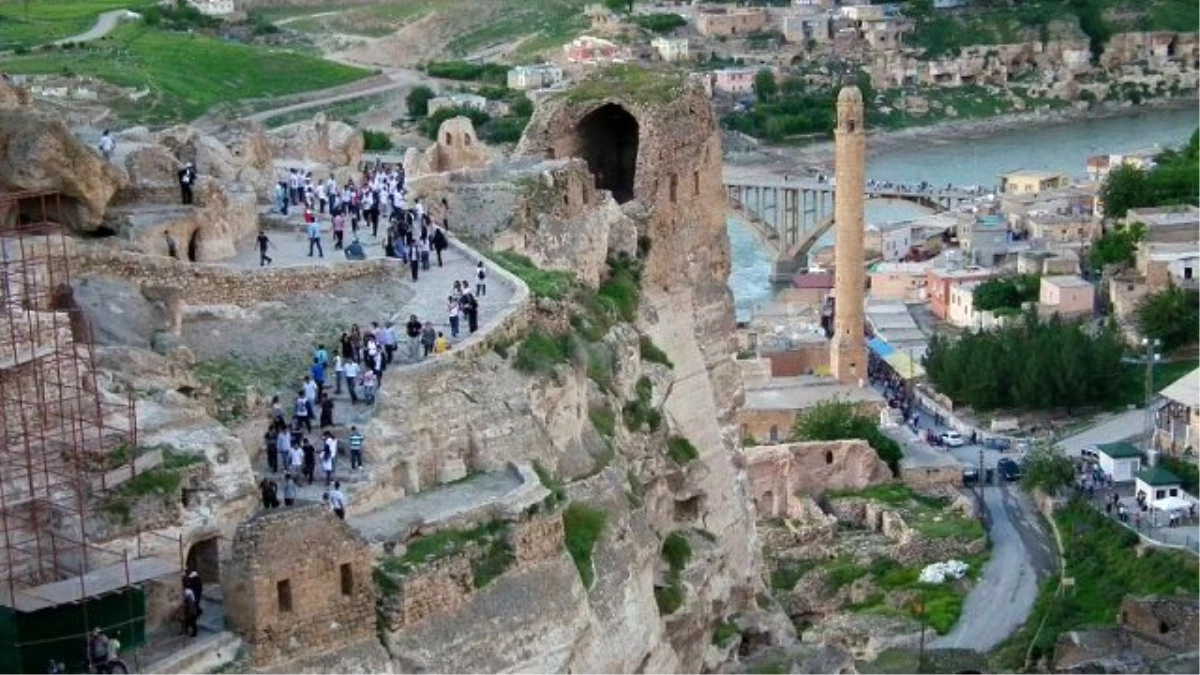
[999,170,1071,195]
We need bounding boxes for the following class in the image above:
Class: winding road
[931,484,1056,651]
[52,9,128,45]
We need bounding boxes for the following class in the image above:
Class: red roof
[792,272,834,289]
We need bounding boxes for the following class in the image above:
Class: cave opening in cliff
[576,103,638,204]
[187,229,200,262]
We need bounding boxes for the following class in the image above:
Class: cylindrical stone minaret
[829,85,867,385]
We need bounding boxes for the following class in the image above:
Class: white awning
[1159,368,1199,407]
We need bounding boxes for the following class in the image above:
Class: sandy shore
[723,97,1198,176]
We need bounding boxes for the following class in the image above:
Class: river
[726,106,1200,315]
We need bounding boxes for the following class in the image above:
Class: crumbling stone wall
[73,246,403,305]
[224,503,376,667]
[1121,595,1199,651]
[745,440,892,518]
[380,551,474,631]
[404,117,493,176]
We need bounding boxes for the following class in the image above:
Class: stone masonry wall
[224,503,376,668]
[72,245,403,306]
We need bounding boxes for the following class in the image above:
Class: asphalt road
[53,9,126,45]
[894,402,1057,652]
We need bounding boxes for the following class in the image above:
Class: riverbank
[726,96,1199,173]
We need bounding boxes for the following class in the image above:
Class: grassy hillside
[261,0,590,60]
[0,0,156,50]
[0,23,369,124]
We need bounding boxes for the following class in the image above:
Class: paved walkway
[234,214,522,515]
[349,470,524,543]
[1055,408,1145,457]
[52,9,127,45]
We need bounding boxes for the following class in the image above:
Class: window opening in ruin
[186,537,220,584]
[187,230,200,263]
[547,148,556,160]
[1159,620,1170,634]
[693,171,700,196]
[277,579,293,613]
[564,193,570,207]
[445,132,453,145]
[769,425,779,442]
[846,120,857,132]
[674,495,704,522]
[669,173,677,204]
[465,135,472,146]
[575,103,639,204]
[825,450,833,465]
[340,563,354,596]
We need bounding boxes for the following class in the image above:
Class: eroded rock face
[267,112,364,168]
[0,109,127,232]
[0,77,31,109]
[368,70,767,672]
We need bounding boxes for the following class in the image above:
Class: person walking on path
[293,390,312,432]
[348,426,365,470]
[407,242,420,282]
[447,295,460,338]
[421,321,436,358]
[461,290,480,334]
[320,436,336,486]
[282,474,297,506]
[333,353,345,395]
[319,393,335,429]
[307,218,324,258]
[432,227,448,267]
[343,358,361,404]
[256,230,275,266]
[361,368,378,405]
[178,162,197,205]
[332,211,346,250]
[382,321,398,366]
[405,314,422,362]
[301,438,316,485]
[475,261,487,297]
[98,130,115,162]
[328,481,347,520]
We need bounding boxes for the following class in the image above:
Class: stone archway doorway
[575,103,639,204]
[186,537,220,584]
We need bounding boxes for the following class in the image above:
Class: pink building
[1039,275,1095,318]
[711,67,758,96]
[564,35,620,63]
[926,266,996,320]
[869,262,928,302]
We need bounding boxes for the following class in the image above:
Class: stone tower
[829,85,867,385]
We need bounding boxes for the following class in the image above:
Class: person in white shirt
[343,359,361,404]
[98,130,116,162]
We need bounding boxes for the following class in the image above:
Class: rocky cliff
[363,68,774,672]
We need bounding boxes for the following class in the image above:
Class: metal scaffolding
[0,190,143,606]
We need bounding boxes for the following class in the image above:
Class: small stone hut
[224,502,375,666]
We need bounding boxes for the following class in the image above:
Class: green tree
[1136,285,1200,351]
[973,275,1040,312]
[792,400,901,475]
[924,312,1125,412]
[753,68,777,103]
[1087,222,1145,271]
[1022,445,1076,495]
[1100,164,1151,219]
[405,85,436,118]
[603,0,634,13]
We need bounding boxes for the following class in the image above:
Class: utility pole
[1143,337,1162,466]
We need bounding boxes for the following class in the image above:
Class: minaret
[829,85,867,385]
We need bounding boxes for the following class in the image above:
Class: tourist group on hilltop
[254,272,487,520]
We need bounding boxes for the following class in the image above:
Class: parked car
[941,430,965,447]
[1015,438,1033,453]
[1081,447,1099,461]
[962,464,979,485]
[998,458,1023,481]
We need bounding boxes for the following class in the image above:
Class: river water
[726,106,1200,314]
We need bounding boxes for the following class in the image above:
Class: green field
[0,23,370,124]
[264,0,589,59]
[0,0,156,50]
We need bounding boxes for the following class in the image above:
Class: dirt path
[52,8,127,45]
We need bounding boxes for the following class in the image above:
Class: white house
[426,93,488,116]
[1134,465,1186,509]
[946,281,1007,331]
[1096,441,1143,483]
[651,36,690,62]
[506,64,564,90]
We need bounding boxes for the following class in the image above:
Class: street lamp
[1142,337,1162,466]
